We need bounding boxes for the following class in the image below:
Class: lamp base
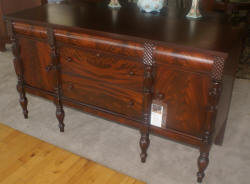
[108,0,121,8]
[186,0,202,19]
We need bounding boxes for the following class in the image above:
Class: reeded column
[197,79,222,182]
[47,27,65,132]
[7,20,28,119]
[140,42,155,163]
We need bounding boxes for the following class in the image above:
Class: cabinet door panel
[154,65,210,138]
[19,38,54,92]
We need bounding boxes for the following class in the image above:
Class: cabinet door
[19,37,55,92]
[154,65,210,138]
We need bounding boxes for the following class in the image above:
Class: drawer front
[61,73,144,120]
[59,46,144,92]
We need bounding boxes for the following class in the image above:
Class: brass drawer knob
[45,64,53,72]
[157,93,165,100]
[45,64,59,72]
[66,57,72,62]
[128,99,134,106]
[128,71,135,76]
[96,53,101,57]
[68,83,74,90]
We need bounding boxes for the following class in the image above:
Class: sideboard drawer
[59,46,144,92]
[61,73,144,120]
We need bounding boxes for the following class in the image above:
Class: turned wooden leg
[215,120,227,146]
[16,83,28,119]
[56,103,65,132]
[139,129,150,163]
[197,148,209,183]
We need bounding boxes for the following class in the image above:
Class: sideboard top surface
[4,1,244,54]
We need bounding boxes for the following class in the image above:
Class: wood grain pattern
[0,123,145,184]
[59,45,144,92]
[61,73,144,120]
[24,84,203,147]
[4,2,244,182]
[19,37,54,93]
[5,2,245,53]
[14,22,47,39]
[154,45,216,74]
[154,65,211,137]
[55,29,144,59]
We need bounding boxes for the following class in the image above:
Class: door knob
[45,64,53,72]
[66,57,72,62]
[156,93,165,100]
[128,99,134,106]
[68,83,73,90]
[45,64,59,72]
[128,71,135,76]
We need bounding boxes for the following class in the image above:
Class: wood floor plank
[52,159,89,184]
[13,178,26,184]
[105,173,136,184]
[0,123,145,184]
[20,148,71,183]
[25,152,79,184]
[120,177,139,184]
[68,161,114,184]
[134,181,146,184]
[0,125,15,140]
[0,159,23,183]
[0,131,41,182]
[1,143,56,184]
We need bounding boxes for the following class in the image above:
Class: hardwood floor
[0,123,145,184]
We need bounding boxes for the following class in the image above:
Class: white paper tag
[150,104,163,127]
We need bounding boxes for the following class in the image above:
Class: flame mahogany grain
[4,2,244,183]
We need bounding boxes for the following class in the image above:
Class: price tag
[150,103,163,127]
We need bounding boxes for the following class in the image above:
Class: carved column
[197,132,211,183]
[47,27,65,132]
[140,42,155,163]
[7,21,28,118]
[197,56,224,183]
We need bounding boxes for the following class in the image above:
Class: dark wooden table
[0,0,47,51]
[4,1,245,182]
[5,1,244,52]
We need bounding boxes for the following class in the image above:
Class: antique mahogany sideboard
[4,1,244,182]
[0,0,47,51]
